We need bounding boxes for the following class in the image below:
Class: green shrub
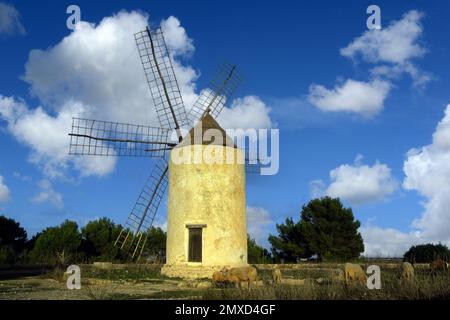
[248,235,272,264]
[0,245,16,264]
[30,220,81,265]
[81,217,121,262]
[404,243,450,263]
[0,215,27,253]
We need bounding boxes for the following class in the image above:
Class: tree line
[1,197,449,265]
[0,216,167,265]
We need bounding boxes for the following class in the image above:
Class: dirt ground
[0,264,211,300]
[0,276,207,300]
[1,262,449,300]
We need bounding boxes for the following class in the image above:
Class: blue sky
[1,0,450,256]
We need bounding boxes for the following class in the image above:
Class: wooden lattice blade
[69,117,175,158]
[187,63,242,125]
[135,27,189,135]
[114,157,168,260]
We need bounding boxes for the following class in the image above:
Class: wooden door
[188,228,202,262]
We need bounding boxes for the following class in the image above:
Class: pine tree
[268,197,364,262]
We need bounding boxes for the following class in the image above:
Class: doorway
[188,227,202,262]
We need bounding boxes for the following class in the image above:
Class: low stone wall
[253,263,342,270]
[77,262,432,280]
[253,263,430,270]
[161,264,227,279]
[80,263,163,270]
[92,262,113,270]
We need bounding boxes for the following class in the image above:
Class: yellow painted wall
[164,145,247,271]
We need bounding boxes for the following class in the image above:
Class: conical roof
[176,113,236,148]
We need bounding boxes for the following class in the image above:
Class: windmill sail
[187,63,242,125]
[135,27,189,139]
[67,23,252,262]
[69,117,175,157]
[114,157,169,260]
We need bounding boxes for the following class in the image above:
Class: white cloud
[31,179,64,209]
[23,11,199,126]
[307,10,429,117]
[312,155,398,205]
[307,10,428,118]
[22,10,267,128]
[370,63,431,88]
[341,10,425,64]
[403,104,450,242]
[1,11,273,180]
[160,16,194,56]
[2,12,188,179]
[247,206,273,245]
[361,104,450,256]
[0,175,11,202]
[0,95,116,178]
[0,2,25,36]
[308,79,391,117]
[360,226,421,257]
[341,10,429,88]
[218,96,272,129]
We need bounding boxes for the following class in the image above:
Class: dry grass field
[1,263,449,300]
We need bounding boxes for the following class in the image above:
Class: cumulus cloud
[403,104,450,241]
[23,11,198,125]
[218,96,272,129]
[0,175,11,202]
[341,10,429,88]
[0,2,25,36]
[308,79,391,117]
[312,155,398,205]
[361,104,450,256]
[0,95,116,178]
[32,179,64,209]
[308,10,429,118]
[360,226,421,257]
[370,63,431,89]
[247,206,273,245]
[0,11,272,180]
[341,10,425,64]
[22,11,266,127]
[160,16,194,56]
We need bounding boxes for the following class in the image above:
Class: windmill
[69,24,255,273]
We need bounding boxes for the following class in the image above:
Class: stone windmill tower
[68,24,254,278]
[163,114,247,277]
